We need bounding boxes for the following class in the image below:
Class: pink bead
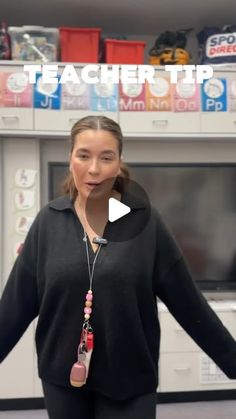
[84,307,92,314]
[86,293,93,301]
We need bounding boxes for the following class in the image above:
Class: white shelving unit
[158,302,236,392]
[1,61,236,399]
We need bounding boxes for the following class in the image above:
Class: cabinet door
[119,112,201,134]
[201,113,236,133]
[160,352,199,392]
[160,352,236,392]
[0,325,34,398]
[160,308,236,353]
[160,312,200,353]
[213,310,236,338]
[34,109,118,131]
[0,108,33,130]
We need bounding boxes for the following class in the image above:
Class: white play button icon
[108,197,131,222]
[85,177,151,241]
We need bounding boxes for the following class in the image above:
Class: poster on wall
[90,81,118,112]
[172,78,200,112]
[200,354,232,384]
[0,72,3,105]
[119,83,145,111]
[33,73,61,109]
[15,216,34,235]
[15,190,35,210]
[62,82,90,110]
[228,79,236,111]
[15,168,37,188]
[146,77,172,111]
[201,78,227,112]
[0,72,32,108]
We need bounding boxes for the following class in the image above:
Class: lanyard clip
[83,320,93,334]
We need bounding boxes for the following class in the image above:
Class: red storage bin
[59,27,101,62]
[105,39,146,64]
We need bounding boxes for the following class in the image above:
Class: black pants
[42,381,157,419]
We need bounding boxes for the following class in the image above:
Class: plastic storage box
[104,39,146,64]
[8,26,59,62]
[59,27,101,63]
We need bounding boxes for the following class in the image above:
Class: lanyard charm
[70,323,94,387]
[70,232,102,388]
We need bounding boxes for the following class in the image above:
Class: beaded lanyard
[70,231,102,387]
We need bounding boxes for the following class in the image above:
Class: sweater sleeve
[154,218,236,379]
[0,215,40,363]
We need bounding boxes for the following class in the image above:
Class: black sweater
[1,193,236,401]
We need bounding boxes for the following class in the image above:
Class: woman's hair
[62,115,131,200]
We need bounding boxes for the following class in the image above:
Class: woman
[1,115,236,419]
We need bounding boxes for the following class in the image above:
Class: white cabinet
[160,314,198,353]
[0,325,34,398]
[0,321,44,399]
[34,109,85,132]
[0,108,33,130]
[160,352,202,392]
[201,113,236,133]
[158,301,236,392]
[34,109,118,131]
[0,62,236,137]
[119,111,201,134]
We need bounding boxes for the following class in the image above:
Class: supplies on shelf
[8,26,59,62]
[197,25,236,64]
[104,39,146,64]
[148,29,192,65]
[99,34,127,63]
[59,27,101,63]
[0,22,11,60]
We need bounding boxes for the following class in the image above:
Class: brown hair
[62,115,130,201]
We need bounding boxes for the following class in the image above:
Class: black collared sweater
[1,193,236,401]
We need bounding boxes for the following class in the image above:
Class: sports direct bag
[197,25,236,64]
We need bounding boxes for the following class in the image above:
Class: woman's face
[70,129,121,200]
